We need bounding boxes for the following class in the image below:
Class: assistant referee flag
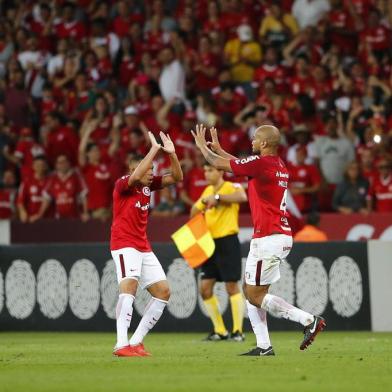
[171,214,215,268]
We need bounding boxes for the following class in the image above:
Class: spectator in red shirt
[44,111,79,167]
[17,156,50,222]
[112,0,144,38]
[79,136,113,221]
[55,2,86,41]
[186,34,219,94]
[360,9,391,58]
[213,82,248,119]
[0,169,17,219]
[37,154,89,221]
[254,47,287,93]
[179,149,208,209]
[367,159,392,212]
[288,146,321,213]
[3,127,45,180]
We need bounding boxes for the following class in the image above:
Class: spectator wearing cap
[36,154,88,221]
[292,0,331,29]
[332,161,369,214]
[367,159,392,212]
[294,212,328,242]
[224,24,261,97]
[17,156,50,222]
[288,146,321,213]
[158,46,186,103]
[259,2,299,48]
[117,106,149,162]
[0,170,17,219]
[286,124,317,165]
[3,127,45,180]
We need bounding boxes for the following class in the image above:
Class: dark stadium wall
[0,242,372,332]
[7,213,392,244]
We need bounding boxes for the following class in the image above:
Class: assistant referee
[191,162,247,341]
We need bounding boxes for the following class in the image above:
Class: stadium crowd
[0,0,391,222]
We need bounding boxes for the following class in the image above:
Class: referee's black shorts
[200,233,242,282]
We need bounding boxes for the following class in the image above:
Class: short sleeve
[115,175,133,195]
[230,156,262,177]
[150,176,163,191]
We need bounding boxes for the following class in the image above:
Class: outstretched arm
[128,132,161,187]
[160,132,184,186]
[208,127,239,160]
[191,124,233,172]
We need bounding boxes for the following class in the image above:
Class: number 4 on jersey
[280,189,288,214]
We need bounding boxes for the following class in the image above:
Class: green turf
[0,332,391,392]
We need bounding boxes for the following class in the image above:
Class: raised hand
[207,127,221,152]
[191,124,207,149]
[160,131,175,154]
[148,131,162,151]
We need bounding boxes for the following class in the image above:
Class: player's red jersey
[82,163,112,210]
[17,176,49,216]
[110,175,163,252]
[44,170,87,218]
[367,174,392,212]
[230,155,292,238]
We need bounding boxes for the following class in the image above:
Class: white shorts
[245,234,293,286]
[111,247,167,289]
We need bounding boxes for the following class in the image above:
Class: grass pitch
[0,332,391,392]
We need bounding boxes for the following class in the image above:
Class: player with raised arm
[191,124,326,356]
[111,131,183,357]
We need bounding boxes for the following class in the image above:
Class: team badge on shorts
[142,187,151,196]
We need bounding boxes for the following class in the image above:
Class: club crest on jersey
[142,186,151,196]
[235,155,259,164]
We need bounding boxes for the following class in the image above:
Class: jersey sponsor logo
[142,187,151,196]
[235,155,260,165]
[278,180,288,188]
[275,171,289,178]
[135,201,150,211]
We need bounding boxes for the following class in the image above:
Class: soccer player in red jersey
[192,124,326,356]
[111,131,183,357]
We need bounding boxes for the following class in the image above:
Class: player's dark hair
[130,154,144,164]
[203,161,223,172]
